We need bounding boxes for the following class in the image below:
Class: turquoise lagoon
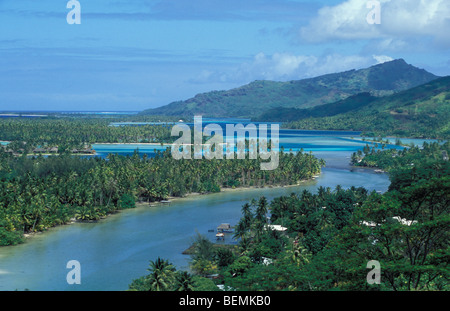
[92,128,405,161]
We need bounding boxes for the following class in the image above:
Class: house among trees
[32,147,59,154]
[33,147,47,153]
[265,224,288,232]
[70,147,95,154]
[81,147,95,154]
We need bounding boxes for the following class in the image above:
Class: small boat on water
[217,223,233,233]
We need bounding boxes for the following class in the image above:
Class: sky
[0,0,449,112]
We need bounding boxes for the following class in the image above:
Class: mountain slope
[284,76,450,139]
[257,92,378,122]
[141,59,438,119]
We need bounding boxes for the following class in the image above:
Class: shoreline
[137,176,320,207]
[26,153,97,157]
[9,175,321,247]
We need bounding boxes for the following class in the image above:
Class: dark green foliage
[219,142,449,291]
[127,141,448,291]
[258,92,377,122]
[226,256,254,277]
[128,257,179,291]
[0,221,24,246]
[118,193,136,209]
[0,117,175,153]
[249,230,287,261]
[286,76,450,139]
[190,233,216,262]
[216,247,235,268]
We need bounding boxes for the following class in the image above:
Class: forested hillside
[284,76,450,139]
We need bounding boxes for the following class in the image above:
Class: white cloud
[373,54,393,64]
[190,52,385,85]
[300,0,382,42]
[300,0,450,48]
[220,52,320,82]
[246,52,318,80]
[309,54,373,77]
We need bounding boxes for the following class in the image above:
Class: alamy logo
[366,260,381,284]
[67,0,81,25]
[66,260,81,285]
[171,116,280,170]
[366,1,381,24]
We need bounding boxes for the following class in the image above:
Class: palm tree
[255,196,268,224]
[290,243,311,267]
[238,236,251,255]
[241,203,253,230]
[233,218,248,241]
[191,233,215,262]
[174,271,196,291]
[147,257,176,291]
[253,196,269,242]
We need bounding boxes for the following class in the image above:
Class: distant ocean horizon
[0,111,140,117]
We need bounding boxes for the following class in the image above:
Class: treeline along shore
[0,146,324,246]
[0,117,176,156]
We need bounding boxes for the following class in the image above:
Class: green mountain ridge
[284,76,450,139]
[141,59,438,119]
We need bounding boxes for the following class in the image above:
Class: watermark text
[366,1,381,24]
[67,0,81,25]
[66,260,81,285]
[171,116,279,170]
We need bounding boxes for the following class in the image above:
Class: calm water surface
[0,130,396,291]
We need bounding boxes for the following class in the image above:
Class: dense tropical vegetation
[0,145,323,246]
[131,142,449,291]
[128,256,219,291]
[0,117,175,154]
[284,76,450,139]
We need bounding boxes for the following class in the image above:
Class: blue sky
[0,0,449,112]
